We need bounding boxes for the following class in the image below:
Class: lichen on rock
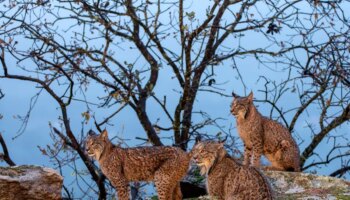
[0,165,63,200]
[265,171,350,200]
[183,170,350,200]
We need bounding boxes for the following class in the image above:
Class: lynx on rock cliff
[85,130,190,200]
[191,140,273,200]
[231,92,300,172]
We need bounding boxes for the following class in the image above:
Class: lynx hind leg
[280,140,291,149]
[278,140,301,172]
[293,160,301,172]
[262,149,287,171]
[281,151,301,172]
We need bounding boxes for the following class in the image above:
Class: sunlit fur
[231,92,301,172]
[85,130,190,200]
[85,130,110,161]
[191,141,225,175]
[230,94,252,119]
[190,140,273,200]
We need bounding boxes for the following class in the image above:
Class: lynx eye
[92,143,100,147]
[236,103,244,108]
[234,101,244,108]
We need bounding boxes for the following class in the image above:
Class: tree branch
[0,133,16,166]
[301,105,350,166]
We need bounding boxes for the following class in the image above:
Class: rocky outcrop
[183,169,350,200]
[265,171,350,200]
[0,165,63,200]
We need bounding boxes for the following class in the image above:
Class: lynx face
[231,92,253,119]
[191,141,224,175]
[86,130,109,160]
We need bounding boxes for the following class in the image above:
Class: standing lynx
[85,130,190,200]
[191,140,273,200]
[231,92,300,171]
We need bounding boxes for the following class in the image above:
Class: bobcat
[231,92,300,171]
[191,140,273,200]
[85,130,190,200]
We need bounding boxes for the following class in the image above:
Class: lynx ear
[247,91,254,102]
[195,135,202,144]
[88,129,97,136]
[100,129,108,140]
[219,135,228,144]
[232,91,240,98]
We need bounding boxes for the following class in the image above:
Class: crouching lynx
[191,140,273,200]
[231,92,300,171]
[85,130,190,200]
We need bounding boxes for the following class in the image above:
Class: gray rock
[265,171,350,200]
[0,165,63,200]
[184,170,350,200]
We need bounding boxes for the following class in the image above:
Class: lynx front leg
[111,178,130,200]
[251,137,263,167]
[243,145,252,166]
[154,160,182,200]
[154,177,175,200]
[109,170,130,200]
[226,194,245,200]
[115,185,130,200]
[172,182,182,200]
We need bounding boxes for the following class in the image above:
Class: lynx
[191,140,273,200]
[231,92,300,171]
[85,130,190,200]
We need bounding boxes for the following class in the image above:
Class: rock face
[0,165,63,200]
[265,171,350,200]
[184,170,350,200]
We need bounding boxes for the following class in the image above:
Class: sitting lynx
[191,140,273,200]
[85,130,190,200]
[231,92,300,171]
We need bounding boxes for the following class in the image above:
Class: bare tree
[0,133,16,166]
[0,88,16,166]
[0,0,349,199]
[0,88,4,100]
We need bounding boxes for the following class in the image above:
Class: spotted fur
[86,130,190,200]
[231,92,300,172]
[191,140,273,200]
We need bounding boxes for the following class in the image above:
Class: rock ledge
[265,171,350,200]
[0,165,63,200]
[184,170,350,200]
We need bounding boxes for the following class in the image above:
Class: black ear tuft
[219,135,228,144]
[88,129,97,136]
[232,91,240,98]
[195,135,202,144]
